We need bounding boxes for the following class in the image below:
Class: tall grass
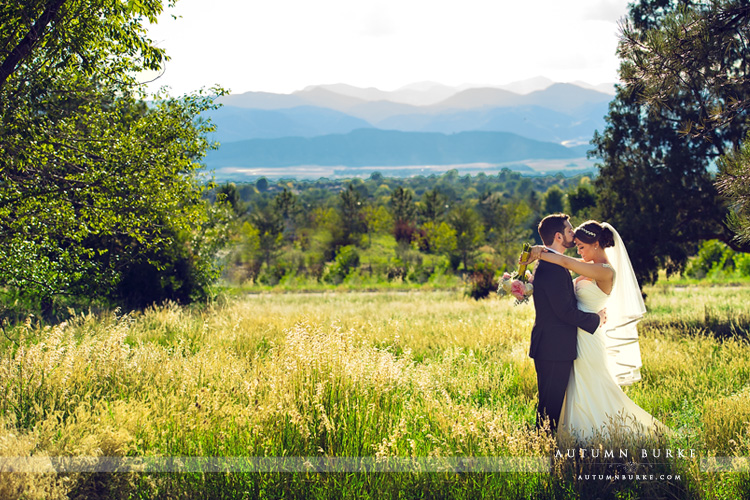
[1,287,749,498]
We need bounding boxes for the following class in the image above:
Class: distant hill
[204,80,612,177]
[515,83,612,115]
[205,129,588,169]
[205,106,373,142]
[376,105,606,146]
[216,82,612,117]
[210,82,611,144]
[430,87,521,110]
[205,103,606,146]
[304,82,459,106]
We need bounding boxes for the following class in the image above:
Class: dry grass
[0,287,748,498]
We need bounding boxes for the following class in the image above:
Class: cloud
[145,0,626,95]
[361,4,397,37]
[583,0,630,22]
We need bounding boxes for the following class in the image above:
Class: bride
[523,220,667,441]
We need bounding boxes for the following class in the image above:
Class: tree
[541,185,566,215]
[255,177,270,192]
[493,200,533,269]
[0,1,168,91]
[717,136,750,242]
[250,207,284,267]
[216,183,246,217]
[447,204,485,271]
[567,178,598,221]
[420,221,457,256]
[362,205,392,247]
[420,188,448,223]
[0,1,224,311]
[477,191,532,267]
[618,0,750,245]
[113,203,230,310]
[272,188,300,242]
[389,186,417,243]
[477,191,504,233]
[338,184,366,245]
[619,0,750,138]
[591,0,750,284]
[592,87,725,283]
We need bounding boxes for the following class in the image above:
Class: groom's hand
[597,308,607,328]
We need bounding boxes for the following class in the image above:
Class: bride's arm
[523,246,614,282]
[540,251,613,282]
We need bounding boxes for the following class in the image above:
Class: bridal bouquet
[498,243,534,304]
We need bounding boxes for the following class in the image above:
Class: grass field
[2,286,750,499]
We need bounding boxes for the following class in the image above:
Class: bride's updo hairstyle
[574,220,615,248]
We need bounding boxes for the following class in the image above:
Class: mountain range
[206,129,589,168]
[204,78,615,179]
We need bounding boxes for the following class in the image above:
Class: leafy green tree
[256,177,269,192]
[325,245,360,284]
[0,1,168,90]
[250,206,284,268]
[273,188,301,242]
[420,188,448,223]
[363,205,392,247]
[447,204,485,271]
[685,239,736,278]
[0,0,223,309]
[567,178,598,221]
[541,185,566,215]
[477,191,503,232]
[493,200,533,269]
[390,186,417,221]
[227,221,262,282]
[592,88,723,283]
[526,190,541,214]
[113,203,229,310]
[311,207,340,231]
[477,191,531,266]
[216,183,246,217]
[420,221,457,256]
[389,186,417,243]
[338,184,366,245]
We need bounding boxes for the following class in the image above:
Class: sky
[143,0,631,96]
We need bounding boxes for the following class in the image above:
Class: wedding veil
[602,222,646,386]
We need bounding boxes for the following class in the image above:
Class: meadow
[2,285,750,499]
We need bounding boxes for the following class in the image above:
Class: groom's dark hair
[538,213,570,246]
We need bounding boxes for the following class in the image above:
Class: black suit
[529,259,600,432]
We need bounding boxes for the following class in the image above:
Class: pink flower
[526,270,534,283]
[503,272,512,280]
[511,279,526,301]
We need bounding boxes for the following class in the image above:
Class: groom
[529,213,605,433]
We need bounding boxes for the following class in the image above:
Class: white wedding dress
[558,269,666,441]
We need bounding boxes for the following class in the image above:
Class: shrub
[736,253,750,277]
[305,252,327,280]
[257,263,286,286]
[324,245,360,283]
[466,259,499,300]
[113,231,218,311]
[685,240,735,278]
